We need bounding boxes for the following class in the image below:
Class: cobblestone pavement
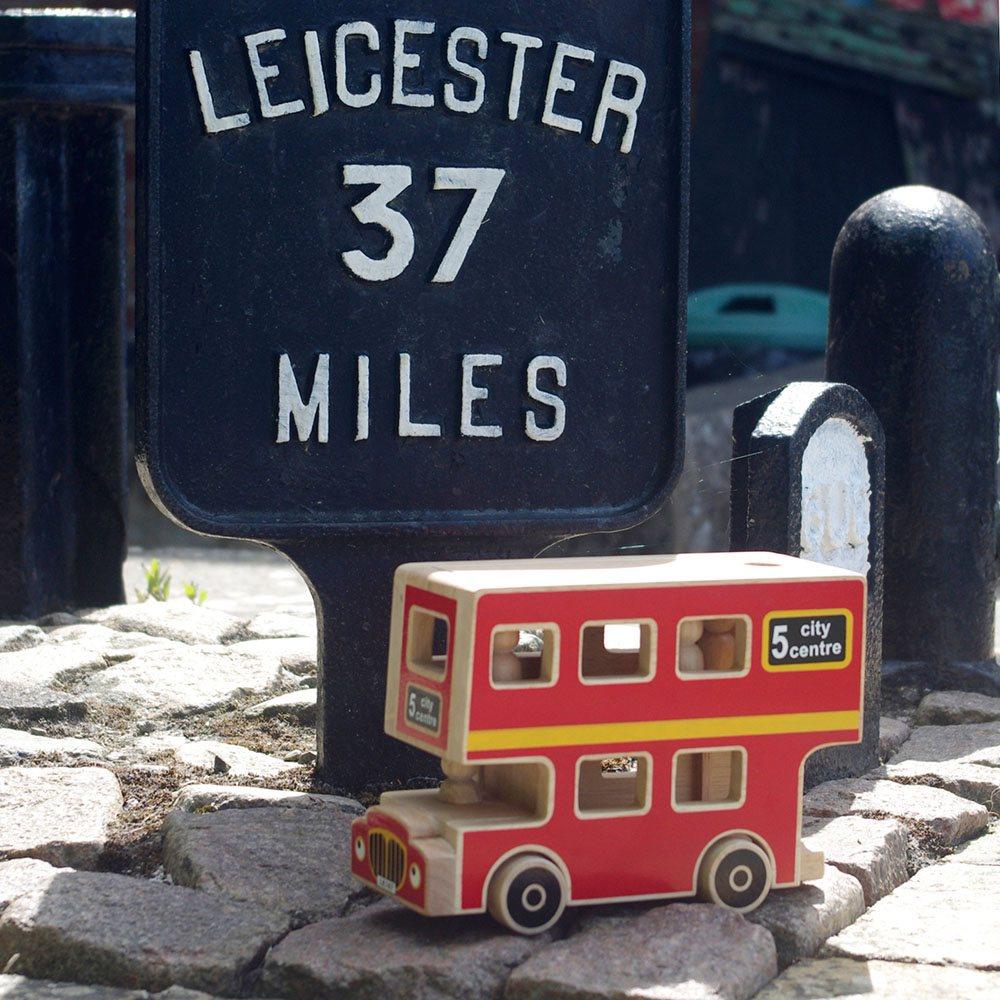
[1,587,998,999]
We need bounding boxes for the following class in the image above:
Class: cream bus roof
[400,552,864,597]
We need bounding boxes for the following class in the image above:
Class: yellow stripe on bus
[466,710,861,753]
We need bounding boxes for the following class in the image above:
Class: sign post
[137,1,690,789]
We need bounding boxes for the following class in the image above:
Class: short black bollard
[0,10,134,616]
[731,382,885,784]
[828,187,1000,694]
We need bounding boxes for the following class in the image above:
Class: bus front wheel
[487,854,567,935]
[697,837,772,913]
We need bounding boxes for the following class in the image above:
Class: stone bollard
[827,187,1000,695]
[0,10,134,616]
[731,382,885,785]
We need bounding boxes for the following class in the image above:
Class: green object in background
[688,284,830,351]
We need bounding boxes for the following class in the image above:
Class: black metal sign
[138,0,686,536]
[137,1,689,787]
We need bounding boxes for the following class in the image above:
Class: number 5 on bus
[351,552,867,934]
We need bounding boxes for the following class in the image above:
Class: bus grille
[369,830,406,889]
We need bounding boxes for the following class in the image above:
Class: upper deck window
[491,625,559,688]
[580,621,656,683]
[676,616,751,678]
[407,608,450,678]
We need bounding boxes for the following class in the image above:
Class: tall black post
[731,382,885,785]
[0,11,134,616]
[284,534,547,794]
[828,187,1000,694]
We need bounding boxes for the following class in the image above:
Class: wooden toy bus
[351,552,866,934]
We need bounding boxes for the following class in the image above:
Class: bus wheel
[697,837,772,913]
[488,854,567,935]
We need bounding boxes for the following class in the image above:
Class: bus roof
[399,552,864,597]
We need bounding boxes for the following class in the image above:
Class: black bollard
[0,10,134,616]
[827,187,1000,694]
[731,382,885,784]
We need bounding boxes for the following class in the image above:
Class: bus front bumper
[351,809,459,917]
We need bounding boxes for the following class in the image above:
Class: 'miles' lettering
[276,353,568,445]
[189,19,647,154]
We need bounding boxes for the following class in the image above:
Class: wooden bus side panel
[466,578,866,745]
[385,583,464,758]
[458,734,820,910]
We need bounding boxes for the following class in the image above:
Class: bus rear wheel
[697,837,772,913]
[488,854,567,935]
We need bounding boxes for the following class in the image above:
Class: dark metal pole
[827,186,1000,694]
[0,11,134,616]
[283,534,547,795]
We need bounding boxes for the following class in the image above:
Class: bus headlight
[409,862,422,890]
[354,836,366,862]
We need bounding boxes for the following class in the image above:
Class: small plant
[136,559,171,603]
[184,581,208,606]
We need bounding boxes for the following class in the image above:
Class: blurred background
[2,0,997,609]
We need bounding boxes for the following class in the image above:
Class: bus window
[491,626,558,688]
[408,609,450,678]
[580,621,656,682]
[576,754,651,816]
[672,748,746,810]
[676,617,750,677]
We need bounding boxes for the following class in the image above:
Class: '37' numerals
[341,165,505,284]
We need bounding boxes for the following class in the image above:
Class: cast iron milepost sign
[137,1,689,789]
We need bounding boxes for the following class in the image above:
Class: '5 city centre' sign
[138,1,688,538]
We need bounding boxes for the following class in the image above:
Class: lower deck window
[576,754,651,815]
[673,749,746,810]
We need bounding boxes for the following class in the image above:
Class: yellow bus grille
[369,830,406,889]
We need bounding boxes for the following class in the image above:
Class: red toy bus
[351,552,866,933]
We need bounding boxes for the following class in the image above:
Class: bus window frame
[670,745,748,813]
[578,618,658,686]
[406,606,452,682]
[487,622,561,691]
[674,614,754,681]
[573,751,655,820]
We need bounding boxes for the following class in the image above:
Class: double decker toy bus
[351,552,866,934]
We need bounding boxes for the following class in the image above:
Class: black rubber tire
[487,854,567,934]
[697,837,772,913]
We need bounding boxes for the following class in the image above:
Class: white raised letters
[189,51,250,134]
[398,354,442,438]
[499,32,543,122]
[444,27,488,114]
[392,20,435,108]
[342,164,415,282]
[543,42,596,136]
[356,355,371,442]
[526,356,567,442]
[431,167,505,283]
[276,354,568,444]
[335,21,382,108]
[194,23,647,155]
[592,60,647,154]
[303,31,330,116]
[277,354,329,443]
[245,29,306,119]
[461,355,503,438]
